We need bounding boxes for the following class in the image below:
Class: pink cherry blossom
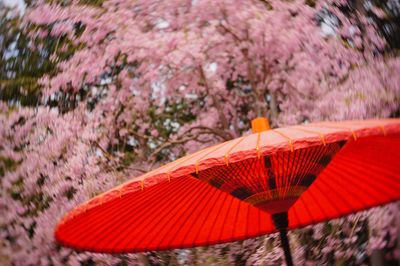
[1,0,399,265]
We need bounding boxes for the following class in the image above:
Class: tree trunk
[269,90,279,124]
[370,249,384,266]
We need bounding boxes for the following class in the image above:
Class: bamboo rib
[292,126,326,146]
[306,124,357,140]
[272,129,294,152]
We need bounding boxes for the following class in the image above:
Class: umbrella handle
[272,212,294,266]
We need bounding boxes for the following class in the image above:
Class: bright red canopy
[55,119,400,253]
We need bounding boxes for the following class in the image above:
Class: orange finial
[251,117,271,133]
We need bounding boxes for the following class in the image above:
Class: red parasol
[55,118,400,265]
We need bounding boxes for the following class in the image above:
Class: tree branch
[149,125,231,158]
[198,65,232,135]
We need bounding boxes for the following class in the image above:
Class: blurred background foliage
[1,0,400,107]
[0,0,400,265]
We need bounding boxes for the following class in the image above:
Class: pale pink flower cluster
[1,0,399,264]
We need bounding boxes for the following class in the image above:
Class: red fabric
[195,141,345,214]
[55,119,400,253]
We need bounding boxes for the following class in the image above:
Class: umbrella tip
[251,117,271,133]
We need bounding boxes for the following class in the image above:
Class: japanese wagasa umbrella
[55,118,400,265]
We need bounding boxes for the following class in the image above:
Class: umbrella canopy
[55,119,400,258]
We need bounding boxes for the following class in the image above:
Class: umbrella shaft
[278,228,293,266]
[272,212,293,266]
